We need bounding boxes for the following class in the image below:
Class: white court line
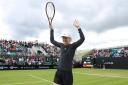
[1,75,53,85]
[74,72,128,78]
[29,75,54,84]
[1,81,43,85]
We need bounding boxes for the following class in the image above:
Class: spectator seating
[0,39,60,66]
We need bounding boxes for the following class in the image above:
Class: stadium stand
[0,39,60,69]
[82,46,128,69]
[88,46,128,58]
[1,39,128,69]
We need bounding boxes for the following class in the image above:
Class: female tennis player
[49,19,85,85]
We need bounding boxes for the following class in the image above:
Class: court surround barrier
[93,57,128,69]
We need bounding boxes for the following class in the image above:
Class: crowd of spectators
[0,39,60,65]
[90,46,128,58]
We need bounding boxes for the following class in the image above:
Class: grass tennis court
[0,68,128,85]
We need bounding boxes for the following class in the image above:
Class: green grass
[0,68,128,85]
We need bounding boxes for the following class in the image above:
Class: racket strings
[46,3,55,19]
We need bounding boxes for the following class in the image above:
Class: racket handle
[49,22,53,29]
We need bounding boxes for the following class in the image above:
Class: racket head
[45,2,55,23]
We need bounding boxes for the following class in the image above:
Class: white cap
[61,33,71,38]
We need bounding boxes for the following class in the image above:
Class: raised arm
[49,21,62,48]
[50,29,62,47]
[72,20,85,48]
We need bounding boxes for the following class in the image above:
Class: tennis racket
[45,2,55,24]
